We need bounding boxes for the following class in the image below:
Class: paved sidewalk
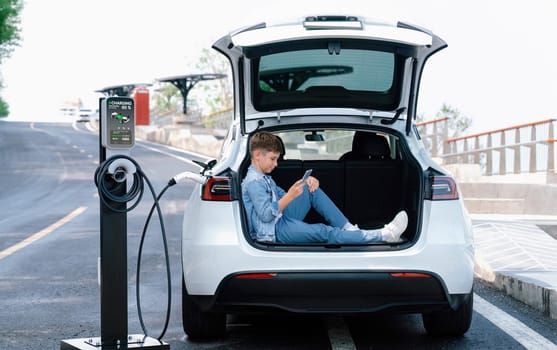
[472,215,557,319]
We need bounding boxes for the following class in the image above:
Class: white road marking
[0,207,88,260]
[85,121,96,133]
[324,295,556,349]
[135,141,208,166]
[138,138,209,157]
[326,316,357,350]
[474,293,557,349]
[77,121,209,166]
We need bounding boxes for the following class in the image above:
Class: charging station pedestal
[61,97,169,350]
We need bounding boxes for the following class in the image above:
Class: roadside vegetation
[417,103,472,155]
[150,48,233,127]
[0,0,22,117]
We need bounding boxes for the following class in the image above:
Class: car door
[212,16,447,135]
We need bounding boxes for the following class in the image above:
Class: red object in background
[133,86,150,125]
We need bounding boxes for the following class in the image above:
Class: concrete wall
[135,125,223,159]
[460,182,557,215]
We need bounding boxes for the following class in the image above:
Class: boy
[242,131,408,244]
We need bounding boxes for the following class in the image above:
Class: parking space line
[474,293,556,349]
[326,316,357,350]
[0,206,87,260]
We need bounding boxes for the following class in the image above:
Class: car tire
[182,277,226,339]
[422,292,473,336]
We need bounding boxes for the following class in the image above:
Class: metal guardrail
[441,119,556,176]
[416,117,449,158]
[195,109,555,178]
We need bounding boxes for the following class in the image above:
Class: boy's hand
[279,180,304,212]
[306,176,319,193]
[287,179,305,199]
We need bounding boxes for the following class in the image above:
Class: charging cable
[94,155,144,213]
[95,155,208,341]
[94,154,172,340]
[135,170,206,339]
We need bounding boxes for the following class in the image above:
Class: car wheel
[422,292,473,336]
[182,277,226,339]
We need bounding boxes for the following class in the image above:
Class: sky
[3,0,557,133]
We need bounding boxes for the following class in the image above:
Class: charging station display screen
[101,97,135,150]
[110,130,133,145]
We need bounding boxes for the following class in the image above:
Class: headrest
[351,132,391,160]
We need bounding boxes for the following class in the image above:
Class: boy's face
[253,149,280,174]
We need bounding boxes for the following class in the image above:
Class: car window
[276,130,355,160]
[253,47,401,111]
[275,130,398,161]
[259,49,394,93]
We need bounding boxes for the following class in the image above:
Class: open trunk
[239,129,423,248]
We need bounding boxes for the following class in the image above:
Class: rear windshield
[252,47,402,111]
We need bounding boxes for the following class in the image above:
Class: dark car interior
[271,131,410,230]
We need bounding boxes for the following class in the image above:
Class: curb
[475,256,556,320]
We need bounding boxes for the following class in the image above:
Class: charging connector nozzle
[170,171,207,186]
[107,158,137,183]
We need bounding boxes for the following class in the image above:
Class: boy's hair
[249,131,283,156]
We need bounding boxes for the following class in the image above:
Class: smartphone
[301,169,313,183]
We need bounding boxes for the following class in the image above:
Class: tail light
[202,177,233,201]
[234,273,277,279]
[390,272,432,278]
[430,176,459,201]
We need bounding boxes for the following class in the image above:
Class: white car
[77,108,94,122]
[181,15,474,339]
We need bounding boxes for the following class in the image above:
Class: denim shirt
[242,165,285,242]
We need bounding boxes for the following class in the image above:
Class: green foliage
[0,0,22,62]
[0,0,23,116]
[151,48,232,124]
[417,103,472,157]
[436,103,472,138]
[195,48,233,114]
[151,83,182,115]
[0,96,9,117]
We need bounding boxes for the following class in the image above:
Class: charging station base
[60,334,169,349]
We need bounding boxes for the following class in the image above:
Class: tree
[437,103,472,138]
[0,0,22,61]
[194,48,233,114]
[151,83,182,115]
[0,0,23,117]
[417,103,472,157]
[151,48,232,125]
[0,95,8,116]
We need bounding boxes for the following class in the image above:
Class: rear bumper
[189,271,470,314]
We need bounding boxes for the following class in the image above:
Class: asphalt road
[0,120,555,350]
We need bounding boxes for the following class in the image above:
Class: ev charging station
[61,96,169,349]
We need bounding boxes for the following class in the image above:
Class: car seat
[339,131,391,161]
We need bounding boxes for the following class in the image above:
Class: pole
[60,97,168,350]
[97,96,128,345]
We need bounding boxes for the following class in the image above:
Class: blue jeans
[276,186,382,244]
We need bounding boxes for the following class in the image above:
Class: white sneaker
[381,211,408,242]
[342,223,360,231]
